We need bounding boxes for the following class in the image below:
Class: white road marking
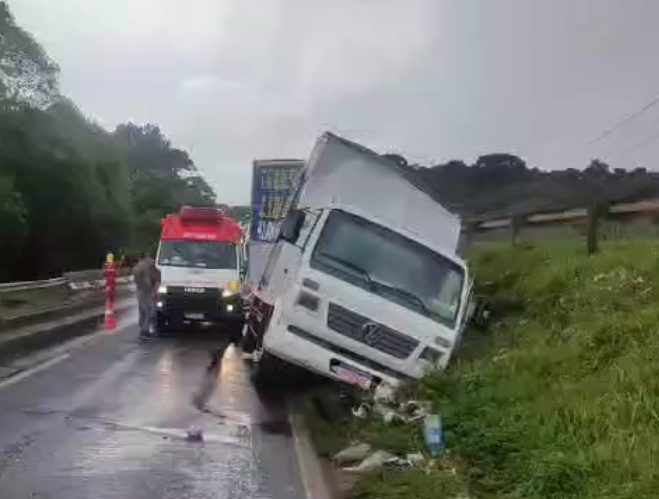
[0,305,138,391]
[89,419,250,447]
[0,352,70,391]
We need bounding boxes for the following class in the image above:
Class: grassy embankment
[308,240,659,498]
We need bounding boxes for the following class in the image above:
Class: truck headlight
[158,285,168,294]
[222,289,235,298]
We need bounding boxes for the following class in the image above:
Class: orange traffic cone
[104,299,116,330]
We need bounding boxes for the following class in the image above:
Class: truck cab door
[258,209,320,301]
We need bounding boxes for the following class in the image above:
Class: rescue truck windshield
[158,240,236,269]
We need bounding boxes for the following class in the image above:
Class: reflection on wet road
[0,314,303,499]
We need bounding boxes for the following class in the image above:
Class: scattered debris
[406,452,425,467]
[340,387,440,474]
[343,450,396,473]
[351,403,370,419]
[423,414,443,457]
[373,382,396,404]
[333,442,372,465]
[398,400,430,422]
[185,425,204,442]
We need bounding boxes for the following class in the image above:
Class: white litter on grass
[351,403,370,419]
[343,450,396,473]
[333,442,372,465]
[406,452,425,467]
[373,382,396,404]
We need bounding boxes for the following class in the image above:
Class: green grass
[334,239,659,498]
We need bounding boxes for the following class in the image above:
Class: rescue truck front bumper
[155,286,244,327]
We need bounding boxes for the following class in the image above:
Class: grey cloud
[11,0,659,203]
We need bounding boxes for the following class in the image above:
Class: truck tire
[239,325,257,353]
[154,314,170,337]
[250,352,282,391]
[229,322,244,344]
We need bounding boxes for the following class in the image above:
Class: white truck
[244,133,472,390]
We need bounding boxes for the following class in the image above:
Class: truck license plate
[184,313,204,320]
[330,360,372,389]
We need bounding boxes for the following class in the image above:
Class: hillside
[309,240,659,498]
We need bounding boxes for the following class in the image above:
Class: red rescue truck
[154,206,246,335]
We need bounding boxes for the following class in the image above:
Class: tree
[113,122,217,251]
[0,1,59,108]
[0,2,218,280]
[0,175,27,280]
[584,159,610,177]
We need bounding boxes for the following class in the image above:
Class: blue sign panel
[250,162,303,242]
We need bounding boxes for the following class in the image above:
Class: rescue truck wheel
[154,315,172,336]
[228,322,244,344]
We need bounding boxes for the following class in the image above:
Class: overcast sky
[10,0,659,204]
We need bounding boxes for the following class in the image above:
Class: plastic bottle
[423,414,443,457]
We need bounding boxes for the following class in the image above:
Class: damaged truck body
[244,132,472,390]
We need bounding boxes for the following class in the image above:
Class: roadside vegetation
[309,239,659,498]
[0,2,216,282]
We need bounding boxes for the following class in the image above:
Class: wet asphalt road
[0,311,305,499]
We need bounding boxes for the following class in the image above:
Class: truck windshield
[158,240,236,269]
[311,210,464,328]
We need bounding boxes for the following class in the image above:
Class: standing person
[133,252,161,338]
[103,252,118,306]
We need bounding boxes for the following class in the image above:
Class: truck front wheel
[250,351,283,391]
[240,324,257,353]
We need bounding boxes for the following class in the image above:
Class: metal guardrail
[0,269,133,295]
[0,277,68,294]
[467,196,659,231]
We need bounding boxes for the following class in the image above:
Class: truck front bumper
[156,288,244,325]
[263,320,413,389]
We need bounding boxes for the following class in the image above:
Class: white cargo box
[295,133,461,256]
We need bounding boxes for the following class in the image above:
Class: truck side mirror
[280,210,305,244]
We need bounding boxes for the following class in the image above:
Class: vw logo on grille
[361,322,382,347]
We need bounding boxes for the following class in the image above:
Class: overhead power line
[590,95,659,145]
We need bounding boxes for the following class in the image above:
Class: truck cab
[155,206,245,333]
[246,133,472,390]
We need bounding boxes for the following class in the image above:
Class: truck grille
[327,303,419,359]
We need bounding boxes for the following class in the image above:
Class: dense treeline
[0,3,215,281]
[412,155,659,218]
